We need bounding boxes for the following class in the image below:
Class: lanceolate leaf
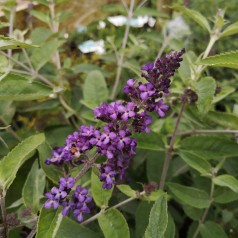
[200,221,228,238]
[163,213,175,238]
[55,217,99,238]
[199,51,238,69]
[179,151,212,175]
[194,77,216,114]
[172,5,210,31]
[83,70,109,109]
[213,175,238,193]
[0,133,45,191]
[98,208,130,238]
[144,194,168,238]
[0,35,38,49]
[221,21,238,38]
[214,187,238,204]
[205,111,238,129]
[91,171,113,208]
[36,208,63,238]
[22,160,46,214]
[117,184,137,198]
[167,183,210,208]
[0,74,52,101]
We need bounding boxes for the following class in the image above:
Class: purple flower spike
[141,62,154,71]
[155,99,169,117]
[139,83,155,100]
[59,177,75,190]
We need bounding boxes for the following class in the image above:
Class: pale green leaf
[199,51,238,69]
[221,22,238,38]
[179,151,212,175]
[0,35,38,49]
[22,160,46,214]
[36,208,63,238]
[205,111,238,129]
[83,70,109,109]
[0,133,45,191]
[163,213,175,238]
[195,77,216,114]
[117,185,137,198]
[91,171,113,208]
[173,5,210,31]
[200,221,228,238]
[145,194,168,238]
[142,190,164,202]
[31,10,50,25]
[0,74,52,101]
[213,175,238,193]
[167,183,210,208]
[98,208,130,238]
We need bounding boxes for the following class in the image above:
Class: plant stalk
[0,190,7,238]
[159,101,186,190]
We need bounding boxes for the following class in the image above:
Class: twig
[26,225,36,238]
[22,49,34,72]
[0,117,21,141]
[159,101,186,190]
[75,153,100,182]
[81,191,145,225]
[110,0,135,100]
[121,0,129,12]
[136,0,148,11]
[8,6,15,58]
[0,190,7,238]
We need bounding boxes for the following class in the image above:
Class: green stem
[0,189,7,238]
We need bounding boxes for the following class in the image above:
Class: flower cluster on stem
[43,49,185,222]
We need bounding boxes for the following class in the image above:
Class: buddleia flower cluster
[44,49,185,222]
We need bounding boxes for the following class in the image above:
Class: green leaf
[212,86,235,103]
[142,190,164,202]
[134,7,168,17]
[199,51,238,69]
[135,132,164,152]
[182,204,203,221]
[0,101,15,124]
[214,187,238,204]
[72,63,108,76]
[213,175,238,193]
[91,171,113,208]
[221,22,238,38]
[200,221,228,238]
[98,208,130,238]
[172,5,210,31]
[31,39,63,70]
[0,74,52,101]
[163,213,175,238]
[181,135,238,159]
[83,70,109,109]
[117,185,137,198]
[55,217,99,238]
[145,194,168,238]
[36,208,63,238]
[179,151,212,175]
[167,183,210,208]
[31,10,50,25]
[22,160,45,214]
[0,35,38,49]
[195,77,216,114]
[38,143,63,184]
[0,133,45,191]
[205,111,238,129]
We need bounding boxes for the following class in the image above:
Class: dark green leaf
[199,51,238,69]
[213,175,238,193]
[195,77,216,114]
[0,74,52,101]
[0,133,45,191]
[163,213,175,238]
[182,204,203,221]
[36,208,63,238]
[91,171,113,208]
[55,217,99,238]
[172,5,210,31]
[200,221,228,238]
[145,194,168,238]
[22,160,45,214]
[214,187,238,204]
[167,183,210,208]
[83,70,109,109]
[0,35,38,49]
[38,143,64,184]
[98,208,130,238]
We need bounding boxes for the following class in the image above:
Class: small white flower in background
[79,40,105,54]
[167,16,190,38]
[98,21,106,29]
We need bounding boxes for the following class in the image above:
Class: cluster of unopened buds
[44,49,185,222]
